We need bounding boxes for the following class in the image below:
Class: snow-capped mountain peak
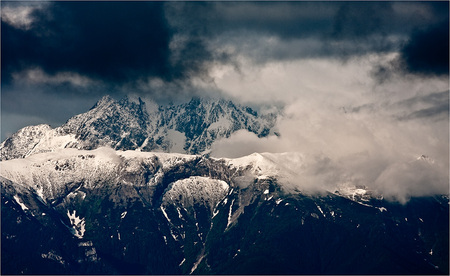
[1,96,277,160]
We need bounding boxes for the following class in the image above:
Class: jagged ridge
[0,96,277,160]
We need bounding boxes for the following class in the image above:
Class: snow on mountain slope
[162,176,229,211]
[0,96,277,160]
[0,124,77,160]
[1,147,448,275]
[59,95,150,151]
[2,146,444,208]
[226,152,305,181]
[0,147,197,203]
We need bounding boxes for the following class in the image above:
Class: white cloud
[210,130,289,158]
[12,68,96,87]
[208,54,378,106]
[1,3,48,30]
[1,6,35,30]
[166,129,187,153]
[374,156,448,203]
[209,53,449,201]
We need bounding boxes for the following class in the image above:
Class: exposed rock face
[1,96,277,160]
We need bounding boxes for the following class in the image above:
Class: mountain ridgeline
[0,96,277,160]
[1,150,448,275]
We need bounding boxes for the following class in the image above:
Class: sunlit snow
[121,211,127,219]
[13,195,28,211]
[67,210,86,239]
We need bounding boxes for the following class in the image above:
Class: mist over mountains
[0,95,448,275]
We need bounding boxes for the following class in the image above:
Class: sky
[1,1,449,201]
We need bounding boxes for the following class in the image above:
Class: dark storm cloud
[332,2,393,39]
[171,2,402,40]
[399,20,449,76]
[372,1,449,79]
[3,1,448,89]
[1,1,214,87]
[167,1,448,65]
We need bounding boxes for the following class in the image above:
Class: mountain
[0,96,277,160]
[1,148,448,275]
[1,95,448,274]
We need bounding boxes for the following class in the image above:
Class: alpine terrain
[0,95,277,160]
[1,96,448,275]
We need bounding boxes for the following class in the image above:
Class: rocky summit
[0,96,277,160]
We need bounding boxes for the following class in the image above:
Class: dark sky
[1,1,448,140]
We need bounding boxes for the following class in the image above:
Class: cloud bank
[210,55,448,202]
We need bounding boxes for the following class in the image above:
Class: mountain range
[0,96,448,275]
[0,95,277,160]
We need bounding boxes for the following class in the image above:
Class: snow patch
[170,229,178,241]
[162,176,229,211]
[41,251,65,265]
[13,195,29,211]
[79,241,93,247]
[176,207,183,219]
[121,211,127,219]
[36,187,46,203]
[161,206,171,223]
[316,204,325,217]
[67,210,86,239]
[227,199,235,228]
[212,208,220,218]
[190,254,205,275]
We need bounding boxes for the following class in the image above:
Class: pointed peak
[188,96,202,105]
[91,95,116,109]
[99,95,114,103]
[417,154,435,164]
[121,94,145,105]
